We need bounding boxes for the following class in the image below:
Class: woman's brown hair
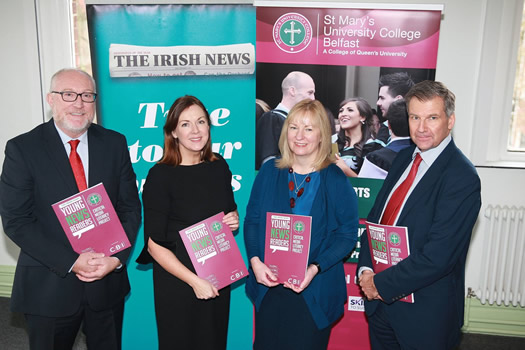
[158,95,217,166]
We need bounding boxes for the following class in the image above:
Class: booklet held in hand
[52,183,130,256]
[179,212,248,290]
[264,212,312,286]
[366,221,414,303]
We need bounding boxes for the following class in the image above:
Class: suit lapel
[369,149,413,223]
[42,120,79,194]
[397,140,457,223]
[87,125,104,188]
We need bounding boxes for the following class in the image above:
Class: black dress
[137,155,237,350]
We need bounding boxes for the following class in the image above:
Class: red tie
[68,140,87,192]
[380,153,422,225]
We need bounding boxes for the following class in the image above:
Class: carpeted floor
[0,297,523,349]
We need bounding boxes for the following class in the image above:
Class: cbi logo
[230,270,245,281]
[109,241,127,253]
[273,12,313,53]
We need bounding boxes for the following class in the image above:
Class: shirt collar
[275,103,290,114]
[387,136,411,145]
[54,120,88,146]
[413,134,451,167]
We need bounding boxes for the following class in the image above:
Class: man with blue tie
[357,80,481,350]
[0,68,141,349]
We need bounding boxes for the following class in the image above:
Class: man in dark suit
[359,99,413,179]
[374,72,415,144]
[376,72,414,119]
[0,68,141,349]
[255,71,315,169]
[357,81,481,349]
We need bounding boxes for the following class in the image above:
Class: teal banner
[345,178,384,264]
[345,220,367,264]
[87,4,255,349]
[349,177,385,219]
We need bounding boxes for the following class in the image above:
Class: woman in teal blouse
[244,99,359,349]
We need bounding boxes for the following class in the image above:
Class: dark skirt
[254,285,331,350]
[153,261,231,350]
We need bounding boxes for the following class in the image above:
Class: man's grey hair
[49,68,96,92]
[405,80,455,117]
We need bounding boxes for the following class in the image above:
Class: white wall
[466,167,525,294]
[0,0,73,265]
[1,1,524,295]
[0,0,41,265]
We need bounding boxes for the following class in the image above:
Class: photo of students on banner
[255,4,443,350]
[256,63,434,179]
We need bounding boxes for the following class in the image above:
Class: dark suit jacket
[255,109,287,170]
[0,119,141,317]
[366,138,413,172]
[357,139,481,349]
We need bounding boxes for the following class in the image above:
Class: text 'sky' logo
[273,13,312,53]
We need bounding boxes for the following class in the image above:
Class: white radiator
[476,205,525,307]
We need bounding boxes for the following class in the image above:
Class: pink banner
[257,8,441,68]
[256,5,442,349]
[328,263,371,350]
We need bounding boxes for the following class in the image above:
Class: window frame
[35,0,75,120]
[470,0,525,168]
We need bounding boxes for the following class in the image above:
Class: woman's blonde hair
[276,99,333,170]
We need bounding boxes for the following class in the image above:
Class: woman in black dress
[136,95,238,350]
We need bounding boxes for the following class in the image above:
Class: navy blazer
[357,139,481,349]
[255,109,287,170]
[0,119,141,317]
[365,138,413,172]
[244,159,358,329]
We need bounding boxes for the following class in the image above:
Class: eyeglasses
[51,91,97,103]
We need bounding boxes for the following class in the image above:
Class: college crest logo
[389,232,401,246]
[273,13,312,53]
[87,193,101,206]
[293,220,305,234]
[211,221,222,232]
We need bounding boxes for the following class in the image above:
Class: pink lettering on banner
[257,8,441,69]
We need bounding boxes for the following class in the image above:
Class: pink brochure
[179,212,248,290]
[52,183,130,256]
[365,221,414,303]
[264,212,312,286]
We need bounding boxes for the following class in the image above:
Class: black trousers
[24,299,124,350]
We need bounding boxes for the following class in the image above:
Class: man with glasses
[0,68,141,349]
